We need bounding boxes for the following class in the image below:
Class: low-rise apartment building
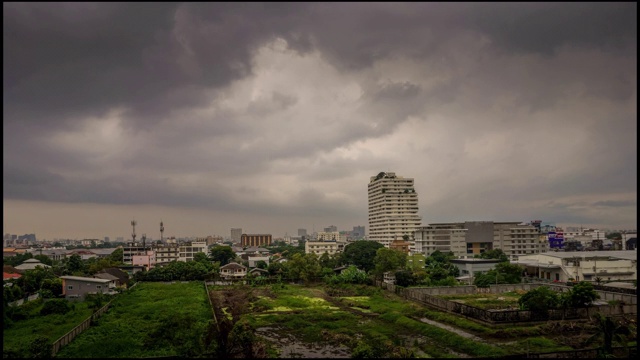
[305,240,340,256]
[414,221,544,260]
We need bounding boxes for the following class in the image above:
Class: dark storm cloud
[3,3,637,237]
[4,2,636,129]
[466,2,637,55]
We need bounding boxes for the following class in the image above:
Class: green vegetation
[209,245,236,266]
[3,300,94,358]
[241,284,514,358]
[55,282,213,358]
[340,240,384,273]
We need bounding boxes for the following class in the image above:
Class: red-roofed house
[3,272,22,280]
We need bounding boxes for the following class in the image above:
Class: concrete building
[231,228,242,244]
[352,226,365,239]
[515,250,637,283]
[368,172,421,247]
[450,258,502,284]
[241,234,272,247]
[60,276,114,299]
[413,221,543,260]
[305,240,340,256]
[324,225,338,232]
[298,229,307,237]
[154,244,179,264]
[248,255,270,268]
[220,262,247,279]
[132,250,156,271]
[178,241,208,262]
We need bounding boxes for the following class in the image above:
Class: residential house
[220,262,247,279]
[100,267,130,288]
[3,272,22,281]
[248,267,269,277]
[60,275,114,299]
[15,258,50,272]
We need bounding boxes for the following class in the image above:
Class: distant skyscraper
[231,228,242,244]
[352,226,365,239]
[368,172,421,247]
[324,225,337,232]
[104,237,110,242]
[298,228,307,237]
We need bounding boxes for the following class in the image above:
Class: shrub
[40,299,72,316]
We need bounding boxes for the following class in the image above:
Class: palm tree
[584,313,631,357]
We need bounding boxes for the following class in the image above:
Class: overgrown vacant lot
[224,284,517,358]
[437,290,525,310]
[55,282,213,358]
[3,300,95,358]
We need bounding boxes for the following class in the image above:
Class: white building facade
[368,172,421,248]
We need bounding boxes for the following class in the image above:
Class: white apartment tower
[368,172,421,247]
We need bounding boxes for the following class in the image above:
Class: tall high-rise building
[368,172,421,247]
[231,228,242,244]
[298,228,307,237]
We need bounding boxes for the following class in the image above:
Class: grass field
[3,299,95,358]
[54,282,213,358]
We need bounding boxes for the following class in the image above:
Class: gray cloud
[3,3,636,239]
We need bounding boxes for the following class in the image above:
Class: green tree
[107,248,124,263]
[255,260,268,270]
[373,248,407,279]
[267,261,285,276]
[518,286,559,318]
[494,262,524,284]
[605,232,622,240]
[318,252,337,269]
[209,246,236,266]
[193,252,210,263]
[341,240,384,273]
[394,270,417,287]
[568,281,599,307]
[477,249,509,262]
[40,299,72,315]
[285,253,321,283]
[66,254,85,274]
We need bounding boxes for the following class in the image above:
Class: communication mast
[131,220,137,244]
[160,220,164,243]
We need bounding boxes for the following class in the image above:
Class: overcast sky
[3,2,637,241]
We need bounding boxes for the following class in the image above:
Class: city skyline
[4,3,637,240]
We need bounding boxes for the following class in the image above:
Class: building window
[96,285,102,289]
[67,285,73,290]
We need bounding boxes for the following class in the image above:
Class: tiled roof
[220,262,246,270]
[3,272,21,279]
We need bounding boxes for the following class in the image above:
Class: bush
[40,299,72,316]
[28,335,52,358]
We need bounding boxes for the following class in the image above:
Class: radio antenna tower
[142,233,146,250]
[131,219,137,244]
[160,220,164,243]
